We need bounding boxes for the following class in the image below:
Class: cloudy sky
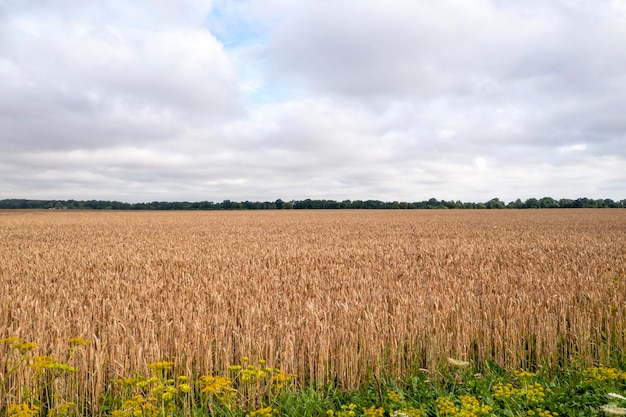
[1,0,625,203]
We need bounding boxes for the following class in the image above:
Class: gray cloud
[0,0,625,202]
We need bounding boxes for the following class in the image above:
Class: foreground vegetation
[2,336,625,416]
[1,210,625,415]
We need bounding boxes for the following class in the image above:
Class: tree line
[0,197,624,210]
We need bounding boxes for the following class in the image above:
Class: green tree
[486,198,505,209]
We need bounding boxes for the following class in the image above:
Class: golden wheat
[1,209,625,411]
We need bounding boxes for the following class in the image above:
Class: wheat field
[1,209,625,410]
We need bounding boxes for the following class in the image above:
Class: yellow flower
[250,406,278,416]
[584,366,626,384]
[111,395,158,417]
[147,361,174,372]
[363,406,385,417]
[436,397,457,416]
[69,337,90,346]
[386,390,403,403]
[0,337,38,353]
[16,342,38,354]
[1,336,23,345]
[199,375,235,404]
[514,370,537,378]
[30,356,77,373]
[8,403,40,417]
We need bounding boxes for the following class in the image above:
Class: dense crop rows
[1,209,625,412]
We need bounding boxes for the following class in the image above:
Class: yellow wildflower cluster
[1,337,38,354]
[435,395,492,417]
[30,355,77,373]
[199,375,232,394]
[527,408,559,417]
[7,403,40,417]
[325,389,427,416]
[271,369,297,390]
[68,337,90,346]
[1,336,23,345]
[112,394,159,417]
[1,337,88,415]
[150,380,178,403]
[524,383,552,403]
[436,397,457,415]
[109,355,297,415]
[134,376,158,389]
[383,390,427,417]
[249,405,278,416]
[387,390,404,404]
[242,365,268,382]
[459,395,493,416]
[178,376,192,394]
[229,357,296,396]
[363,405,385,416]
[584,366,626,384]
[513,370,537,378]
[147,361,174,373]
[199,375,236,405]
[327,403,358,417]
[111,362,194,416]
[493,382,515,400]
[113,376,145,387]
[493,382,551,404]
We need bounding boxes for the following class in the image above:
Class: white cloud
[0,0,625,202]
[0,9,240,153]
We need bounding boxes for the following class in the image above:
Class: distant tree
[322,200,339,209]
[363,200,383,209]
[573,197,595,208]
[524,198,540,209]
[486,198,505,209]
[539,197,559,208]
[426,198,441,209]
[507,199,523,209]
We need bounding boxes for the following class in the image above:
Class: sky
[1,0,625,203]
